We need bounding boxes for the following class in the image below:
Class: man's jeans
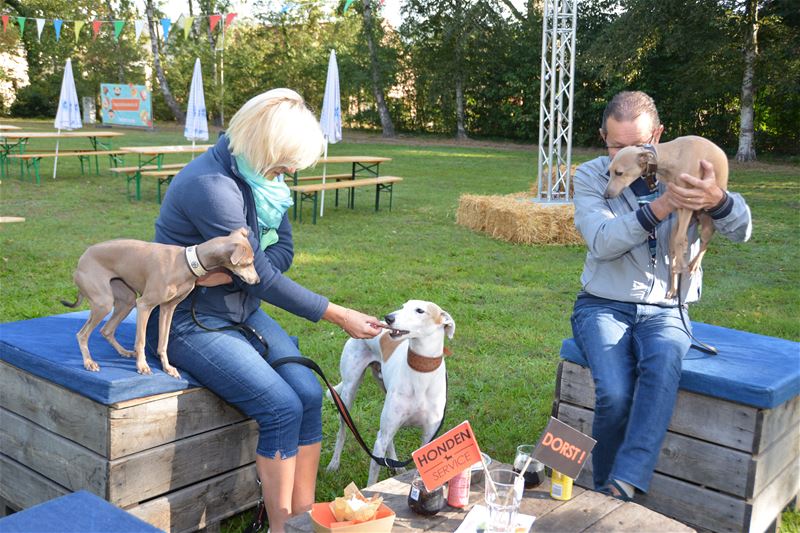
[570,294,691,493]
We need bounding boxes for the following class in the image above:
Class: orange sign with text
[412,421,482,491]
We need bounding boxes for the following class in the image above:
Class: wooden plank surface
[751,423,799,498]
[108,386,247,458]
[755,394,800,454]
[0,361,109,456]
[0,454,69,512]
[559,361,761,452]
[558,402,753,497]
[1,408,107,497]
[585,500,694,532]
[126,463,260,533]
[531,489,624,532]
[108,419,259,506]
[747,455,800,533]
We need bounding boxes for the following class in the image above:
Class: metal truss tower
[536,0,578,202]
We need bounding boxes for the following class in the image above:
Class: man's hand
[668,160,725,211]
[197,268,233,287]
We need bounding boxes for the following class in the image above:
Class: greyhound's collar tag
[185,246,209,277]
[407,348,444,373]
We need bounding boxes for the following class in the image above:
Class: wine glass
[513,444,545,489]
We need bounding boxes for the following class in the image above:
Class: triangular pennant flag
[53,19,63,41]
[16,17,25,36]
[74,20,85,43]
[224,13,236,28]
[280,4,290,13]
[209,14,221,32]
[35,18,45,41]
[92,20,102,39]
[160,18,171,40]
[2,15,8,33]
[343,0,355,13]
[182,16,194,39]
[113,20,125,41]
[134,19,145,40]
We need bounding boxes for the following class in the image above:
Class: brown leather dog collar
[407,348,444,373]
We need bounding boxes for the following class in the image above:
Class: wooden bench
[289,176,403,224]
[6,151,127,183]
[554,323,799,533]
[0,311,264,532]
[109,163,186,202]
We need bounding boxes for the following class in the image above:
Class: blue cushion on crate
[560,322,800,409]
[0,490,163,533]
[0,310,299,406]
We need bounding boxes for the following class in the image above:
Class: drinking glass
[513,444,546,489]
[484,469,524,533]
[407,475,445,516]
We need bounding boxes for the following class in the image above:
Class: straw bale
[456,192,584,245]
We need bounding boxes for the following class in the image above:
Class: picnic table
[117,145,211,201]
[0,125,22,130]
[285,468,693,532]
[1,130,125,180]
[120,144,212,168]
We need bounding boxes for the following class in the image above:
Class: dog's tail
[326,382,343,402]
[60,293,84,308]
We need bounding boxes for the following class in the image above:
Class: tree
[735,0,758,161]
[361,0,395,137]
[145,0,185,122]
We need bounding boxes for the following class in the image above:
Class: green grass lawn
[2,119,798,531]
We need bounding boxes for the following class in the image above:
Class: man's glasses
[603,130,658,151]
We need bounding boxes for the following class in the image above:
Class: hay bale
[456,192,584,245]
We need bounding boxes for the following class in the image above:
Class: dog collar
[185,245,209,277]
[641,143,659,192]
[407,348,444,373]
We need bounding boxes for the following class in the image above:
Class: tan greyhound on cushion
[605,135,729,299]
[62,228,259,378]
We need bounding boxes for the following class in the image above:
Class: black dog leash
[676,274,718,355]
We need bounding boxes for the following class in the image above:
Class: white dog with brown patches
[326,300,455,486]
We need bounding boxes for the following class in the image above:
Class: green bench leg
[31,158,41,185]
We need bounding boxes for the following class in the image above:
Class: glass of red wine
[513,444,546,490]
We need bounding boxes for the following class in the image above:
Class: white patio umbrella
[184,58,209,157]
[318,49,342,217]
[53,58,82,179]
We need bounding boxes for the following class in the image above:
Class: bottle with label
[550,469,573,500]
[446,469,471,508]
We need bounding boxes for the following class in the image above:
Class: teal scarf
[235,155,294,250]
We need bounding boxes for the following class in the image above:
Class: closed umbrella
[53,58,82,179]
[318,49,342,217]
[184,58,209,156]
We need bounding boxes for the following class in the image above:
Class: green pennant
[16,16,25,35]
[74,20,85,43]
[113,20,125,41]
[183,16,194,39]
[343,0,355,13]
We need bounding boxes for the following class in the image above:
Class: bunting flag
[2,15,8,33]
[35,17,45,41]
[113,20,125,41]
[134,19,145,40]
[182,16,194,39]
[74,20,85,43]
[53,19,63,41]
[209,14,221,31]
[16,16,25,35]
[343,0,355,13]
[224,13,237,28]
[160,18,171,40]
[92,20,102,39]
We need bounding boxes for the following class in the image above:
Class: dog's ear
[637,149,656,170]
[236,227,249,238]
[439,310,455,339]
[229,244,248,265]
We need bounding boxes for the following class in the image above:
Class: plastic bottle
[550,470,573,500]
[447,469,471,508]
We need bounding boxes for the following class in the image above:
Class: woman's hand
[323,303,382,339]
[197,268,233,287]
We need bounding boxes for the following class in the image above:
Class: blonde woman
[146,89,381,532]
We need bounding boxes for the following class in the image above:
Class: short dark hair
[601,91,661,134]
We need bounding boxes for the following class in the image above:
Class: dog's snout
[385,313,395,325]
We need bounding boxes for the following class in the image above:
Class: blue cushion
[0,311,299,406]
[560,322,800,409]
[0,491,163,533]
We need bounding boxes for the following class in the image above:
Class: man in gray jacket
[570,91,752,501]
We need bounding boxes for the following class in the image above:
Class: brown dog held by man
[62,228,260,378]
[605,135,729,299]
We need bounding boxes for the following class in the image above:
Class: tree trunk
[104,0,126,83]
[145,0,185,123]
[203,0,222,126]
[735,0,758,162]
[455,73,468,140]
[362,0,395,137]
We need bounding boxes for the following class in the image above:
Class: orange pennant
[224,12,237,28]
[209,14,221,32]
[92,20,102,39]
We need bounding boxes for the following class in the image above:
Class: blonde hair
[227,88,325,177]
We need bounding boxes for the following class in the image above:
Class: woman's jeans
[145,306,323,459]
[570,294,691,493]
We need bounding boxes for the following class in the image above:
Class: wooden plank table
[119,145,211,199]
[0,125,22,130]
[1,131,125,178]
[285,469,694,532]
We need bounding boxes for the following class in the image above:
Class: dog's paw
[119,349,136,358]
[164,365,182,379]
[326,461,340,473]
[137,364,153,375]
[84,361,100,372]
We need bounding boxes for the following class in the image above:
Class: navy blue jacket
[154,135,329,323]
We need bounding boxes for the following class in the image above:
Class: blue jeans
[145,306,323,459]
[570,294,691,493]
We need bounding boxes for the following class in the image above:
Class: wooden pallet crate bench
[0,311,262,532]
[554,322,800,533]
